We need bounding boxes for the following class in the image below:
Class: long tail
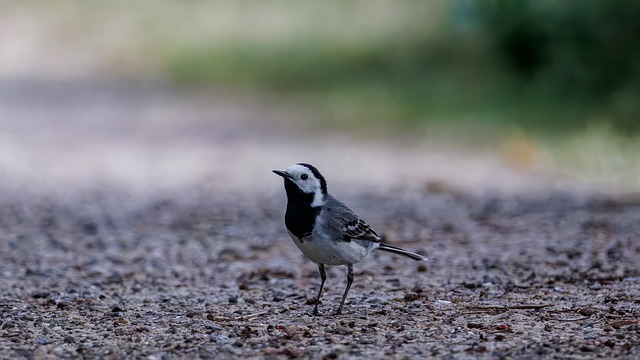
[378,243,428,261]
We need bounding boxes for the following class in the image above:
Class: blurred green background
[168,0,640,136]
[2,0,639,192]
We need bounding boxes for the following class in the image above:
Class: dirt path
[0,79,570,198]
[1,81,639,359]
[1,188,639,359]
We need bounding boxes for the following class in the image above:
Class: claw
[312,299,322,316]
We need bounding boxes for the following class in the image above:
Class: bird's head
[273,163,327,207]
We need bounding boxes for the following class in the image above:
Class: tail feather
[378,243,428,261]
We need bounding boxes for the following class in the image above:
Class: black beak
[272,170,291,179]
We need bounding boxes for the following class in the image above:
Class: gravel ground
[1,188,639,359]
[1,81,639,359]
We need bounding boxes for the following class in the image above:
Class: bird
[273,163,427,315]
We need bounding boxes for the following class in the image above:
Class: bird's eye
[300,174,309,180]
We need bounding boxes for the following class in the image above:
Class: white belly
[288,230,376,265]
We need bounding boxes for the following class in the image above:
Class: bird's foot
[311,301,323,316]
[311,308,323,316]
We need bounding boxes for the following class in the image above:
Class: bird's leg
[312,264,327,316]
[335,264,354,315]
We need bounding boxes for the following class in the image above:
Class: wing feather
[343,218,380,242]
[323,195,381,243]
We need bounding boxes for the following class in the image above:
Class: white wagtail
[273,163,428,315]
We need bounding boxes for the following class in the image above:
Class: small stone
[433,299,453,310]
[333,345,349,354]
[32,291,50,299]
[306,297,319,305]
[134,325,149,332]
[604,339,616,348]
[404,292,421,302]
[114,328,132,336]
[207,323,222,331]
[0,321,14,329]
[81,221,98,235]
[589,283,602,290]
[262,347,279,356]
[482,275,499,284]
[56,301,70,310]
[578,308,596,316]
[334,326,353,335]
[284,347,301,358]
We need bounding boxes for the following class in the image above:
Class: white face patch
[286,164,326,207]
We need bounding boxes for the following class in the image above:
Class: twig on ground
[235,310,270,321]
[460,311,494,315]
[465,304,552,312]
[509,304,553,310]
[552,316,591,322]
[547,308,576,313]
[608,320,639,328]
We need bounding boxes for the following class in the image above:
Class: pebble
[207,323,222,331]
[434,299,453,310]
[333,345,349,354]
[32,291,50,299]
[114,328,132,336]
[56,301,70,310]
[284,347,302,358]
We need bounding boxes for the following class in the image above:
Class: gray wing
[323,195,381,243]
[343,218,380,242]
